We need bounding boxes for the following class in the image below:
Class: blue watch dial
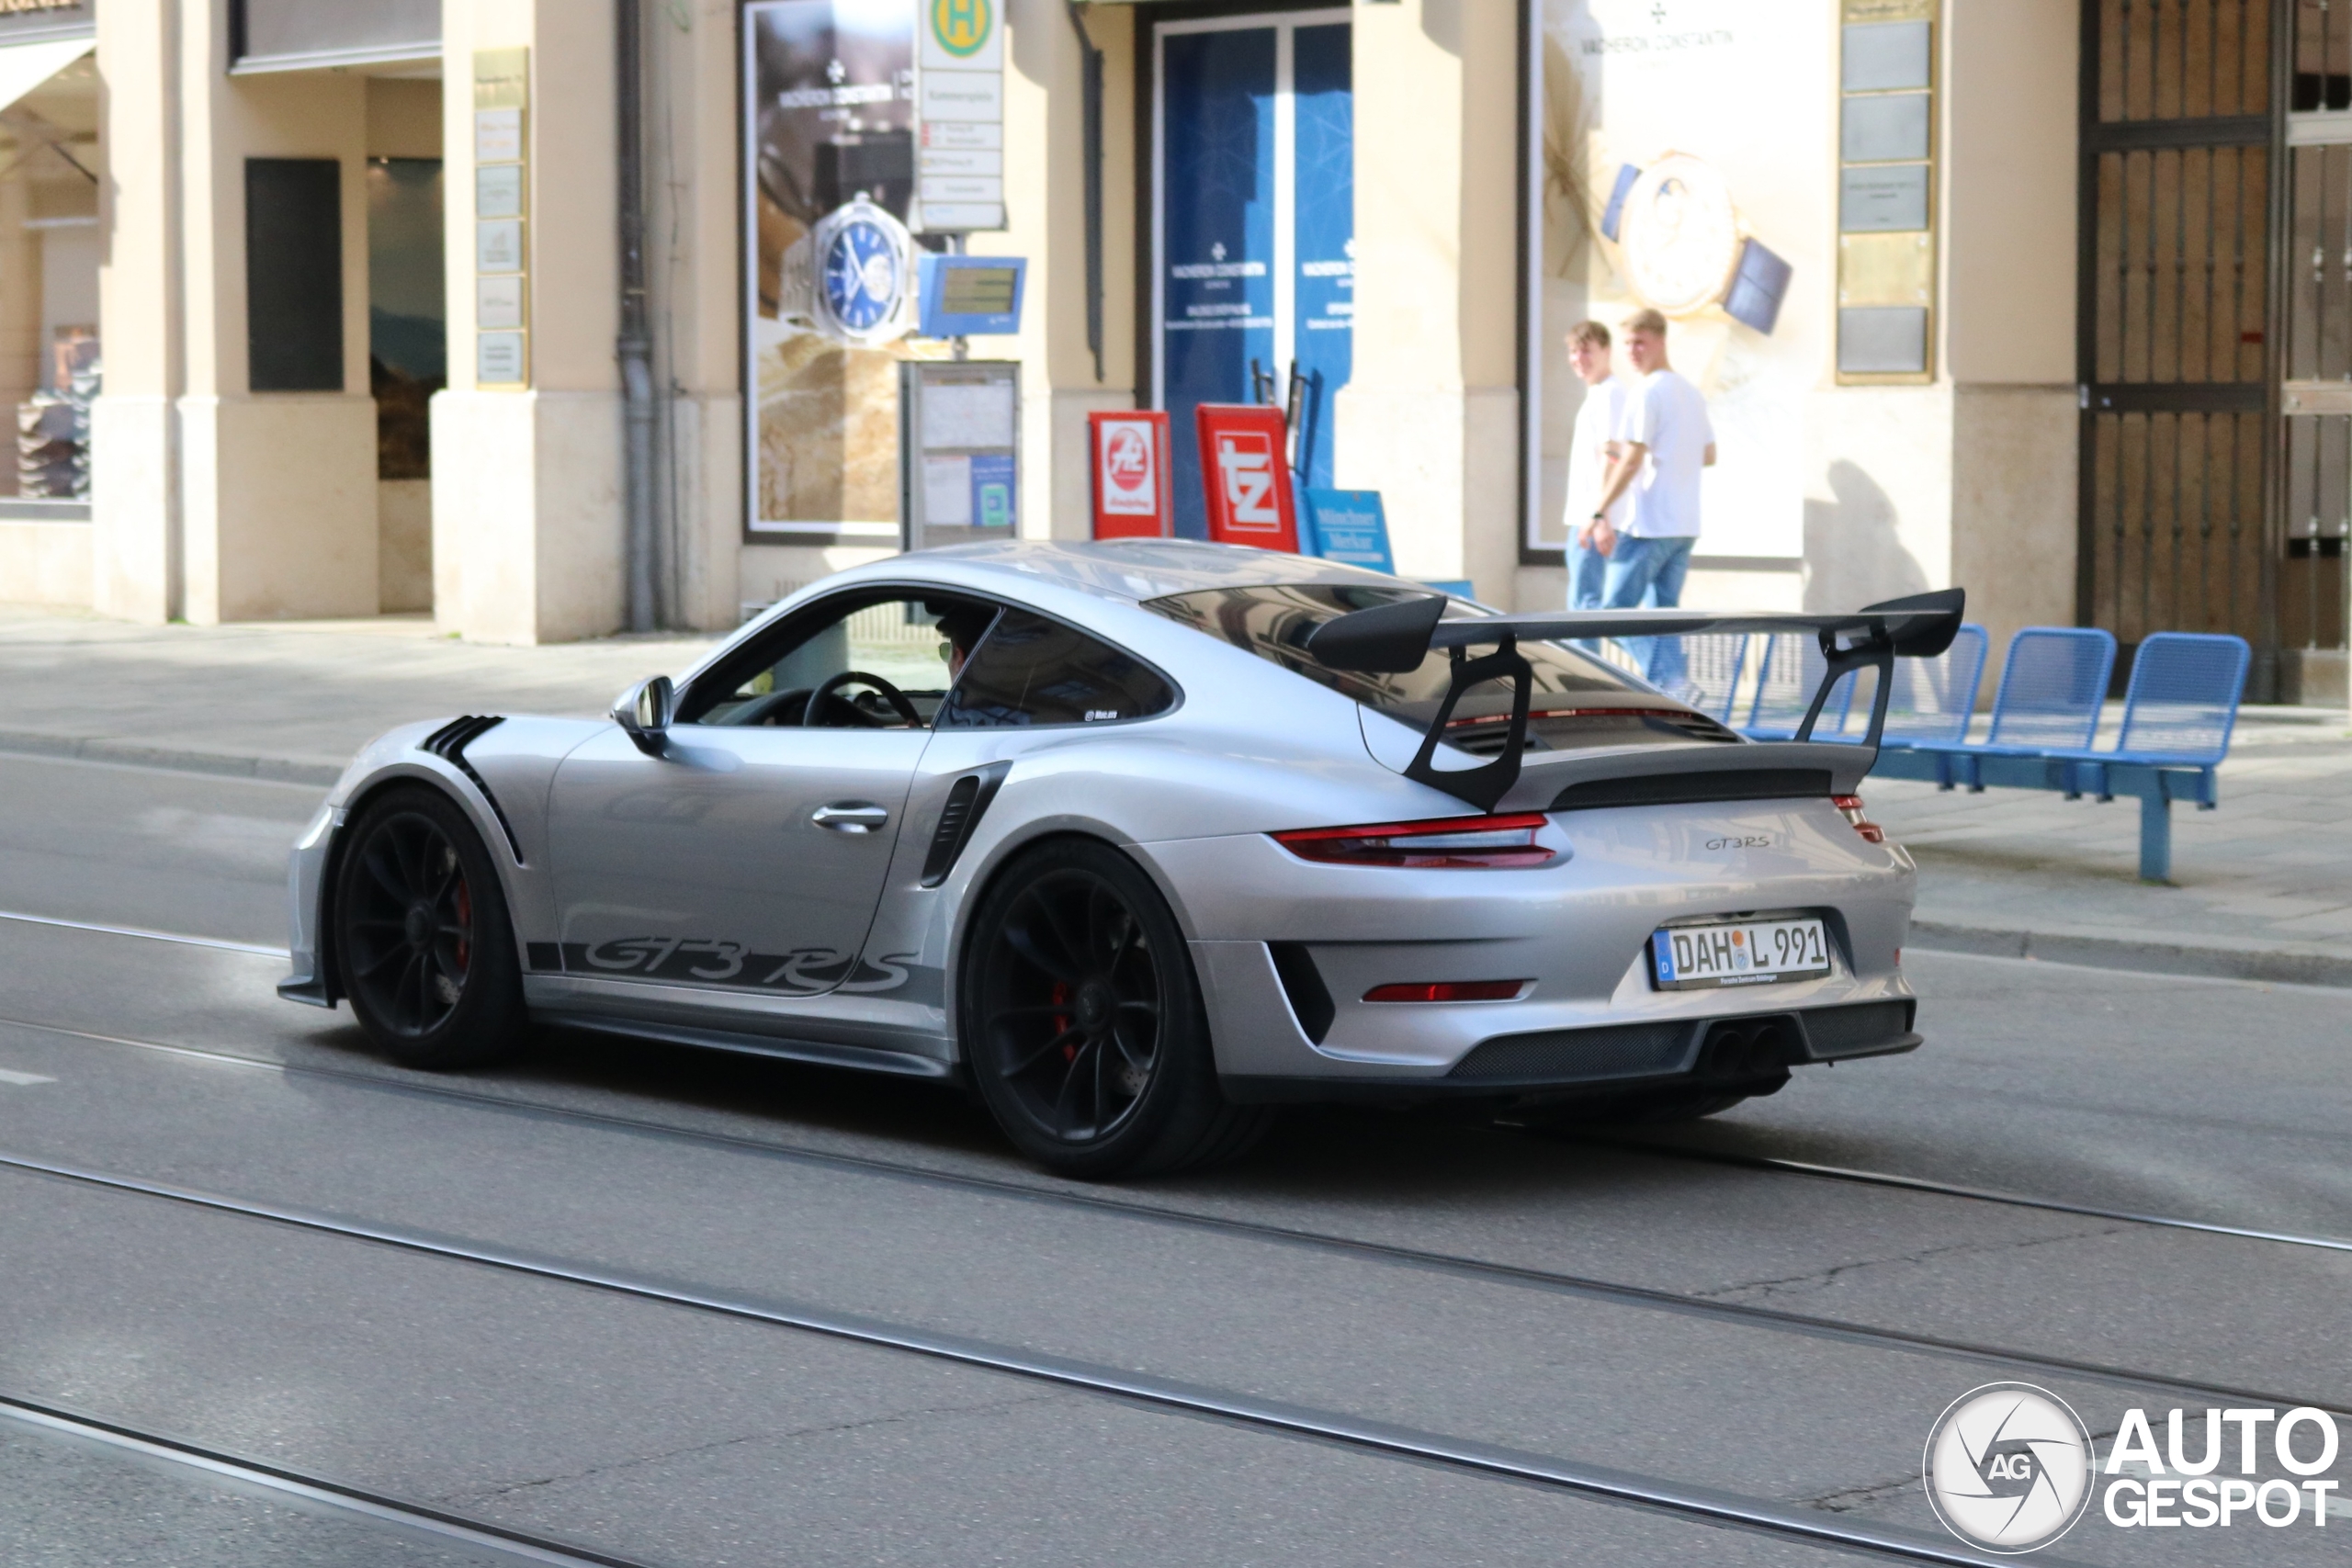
[822,219,900,333]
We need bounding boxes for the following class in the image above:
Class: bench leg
[2139,790,2172,884]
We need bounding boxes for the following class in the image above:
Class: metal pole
[617,0,658,632]
[1068,1,1104,382]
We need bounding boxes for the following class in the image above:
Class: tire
[333,784,528,1069]
[959,838,1271,1179]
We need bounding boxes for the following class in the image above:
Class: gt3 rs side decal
[548,939,940,1004]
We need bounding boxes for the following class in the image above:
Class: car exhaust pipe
[1698,1018,1800,1081]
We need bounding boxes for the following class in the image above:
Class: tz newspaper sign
[1194,404,1299,553]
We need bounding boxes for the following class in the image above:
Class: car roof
[905,538,1435,604]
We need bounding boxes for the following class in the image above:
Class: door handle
[811,802,890,834]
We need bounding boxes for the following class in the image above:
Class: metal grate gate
[2280,0,2352,657]
[2079,0,2276,684]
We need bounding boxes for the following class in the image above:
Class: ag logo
[1215,432,1280,529]
[1924,1383,2096,1554]
[931,0,991,58]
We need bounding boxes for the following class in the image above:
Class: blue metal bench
[1871,627,2250,883]
[1880,622,1989,745]
[1675,632,1750,727]
[1743,632,1860,741]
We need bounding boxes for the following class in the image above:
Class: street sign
[913,0,1005,233]
[1193,403,1298,551]
[1300,489,1392,572]
[1088,411,1172,539]
[917,254,1024,337]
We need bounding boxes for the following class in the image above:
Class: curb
[0,729,345,787]
[1908,919,2352,990]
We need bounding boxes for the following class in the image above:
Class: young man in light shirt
[1562,320,1627,610]
[1585,309,1715,689]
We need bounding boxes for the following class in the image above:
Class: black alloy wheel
[333,785,526,1069]
[963,839,1270,1178]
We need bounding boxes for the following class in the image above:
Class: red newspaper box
[1087,410,1173,538]
[1193,402,1300,552]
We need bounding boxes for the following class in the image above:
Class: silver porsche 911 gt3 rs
[280,540,1962,1178]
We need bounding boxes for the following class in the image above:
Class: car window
[1142,583,1736,753]
[936,609,1177,729]
[682,592,1001,728]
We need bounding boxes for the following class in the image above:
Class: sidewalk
[2,604,2348,987]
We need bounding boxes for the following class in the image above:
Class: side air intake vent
[1267,942,1335,1043]
[920,761,1011,887]
[417,715,522,862]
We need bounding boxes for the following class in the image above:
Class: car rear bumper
[1217,997,1917,1104]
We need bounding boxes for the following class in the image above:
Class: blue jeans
[1602,535,1697,689]
[1567,537,1608,610]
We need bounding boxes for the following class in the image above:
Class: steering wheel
[727,686,813,727]
[804,670,922,728]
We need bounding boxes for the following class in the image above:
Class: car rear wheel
[961,838,1270,1179]
[333,785,527,1069]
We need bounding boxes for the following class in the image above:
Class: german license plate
[1650,918,1831,990]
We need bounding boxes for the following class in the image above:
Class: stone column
[431,0,625,645]
[93,0,379,624]
[1333,0,1521,601]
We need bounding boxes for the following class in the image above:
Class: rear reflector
[1363,980,1530,1003]
[1831,794,1887,844]
[1272,813,1555,868]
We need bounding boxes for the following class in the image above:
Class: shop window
[368,158,445,478]
[245,158,344,393]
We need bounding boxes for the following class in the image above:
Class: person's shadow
[1803,459,1930,611]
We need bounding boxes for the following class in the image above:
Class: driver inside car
[689,593,1000,728]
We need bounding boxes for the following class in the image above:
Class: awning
[0,36,93,118]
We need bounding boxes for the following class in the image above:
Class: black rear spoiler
[1303,587,1966,811]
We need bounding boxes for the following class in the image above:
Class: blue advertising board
[916,254,1026,338]
[1299,489,1392,572]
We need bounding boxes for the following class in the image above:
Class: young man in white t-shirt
[1586,309,1715,687]
[1562,321,1627,610]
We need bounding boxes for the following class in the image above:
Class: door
[1154,9,1352,538]
[2078,0,2277,682]
[2280,0,2352,659]
[543,592,980,997]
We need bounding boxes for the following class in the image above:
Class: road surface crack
[439,1391,1066,1506]
[1806,1472,1919,1513]
[1693,1225,2124,1303]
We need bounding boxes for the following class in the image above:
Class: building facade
[0,0,2339,701]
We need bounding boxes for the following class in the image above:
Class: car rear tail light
[1272,813,1555,868]
[1363,980,1530,1003]
[1832,795,1886,844]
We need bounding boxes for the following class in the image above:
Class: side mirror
[613,675,673,756]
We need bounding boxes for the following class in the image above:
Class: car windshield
[1141,583,1738,754]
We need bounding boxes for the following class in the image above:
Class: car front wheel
[960,838,1268,1179]
[333,784,527,1069]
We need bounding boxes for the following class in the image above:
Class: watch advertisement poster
[1533,0,1826,575]
[744,0,949,541]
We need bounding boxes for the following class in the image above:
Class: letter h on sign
[1194,403,1300,552]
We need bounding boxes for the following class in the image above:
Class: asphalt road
[0,750,2346,1566]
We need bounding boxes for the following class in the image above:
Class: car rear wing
[1303,588,1967,811]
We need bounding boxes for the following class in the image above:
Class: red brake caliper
[1050,980,1074,1060]
[453,879,472,974]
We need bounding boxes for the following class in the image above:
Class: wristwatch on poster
[1598,151,1792,335]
